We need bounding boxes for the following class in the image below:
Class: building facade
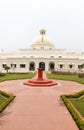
[0,29,84,73]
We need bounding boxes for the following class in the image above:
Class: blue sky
[0,0,84,52]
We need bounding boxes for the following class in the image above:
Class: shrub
[61,91,84,130]
[51,70,77,75]
[0,90,15,113]
[66,90,84,98]
[0,73,6,77]
[78,73,84,78]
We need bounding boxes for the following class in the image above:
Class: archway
[29,62,35,71]
[49,62,55,71]
[39,62,45,70]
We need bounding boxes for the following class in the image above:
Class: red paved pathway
[0,74,84,130]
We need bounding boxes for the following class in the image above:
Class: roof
[31,29,55,49]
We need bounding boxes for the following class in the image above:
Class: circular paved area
[0,79,84,130]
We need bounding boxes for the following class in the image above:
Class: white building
[0,29,84,73]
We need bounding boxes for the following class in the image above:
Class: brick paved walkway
[0,75,84,130]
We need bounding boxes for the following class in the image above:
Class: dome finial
[40,29,46,35]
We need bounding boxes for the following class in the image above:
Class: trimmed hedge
[78,73,84,78]
[51,70,77,75]
[61,90,84,130]
[0,73,6,77]
[0,90,15,113]
[66,90,84,98]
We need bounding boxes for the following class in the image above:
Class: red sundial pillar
[37,68,43,80]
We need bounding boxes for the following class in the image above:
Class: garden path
[0,74,84,130]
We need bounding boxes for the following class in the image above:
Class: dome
[31,29,55,49]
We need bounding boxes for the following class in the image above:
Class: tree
[4,65,10,73]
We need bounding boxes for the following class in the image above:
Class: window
[31,56,34,58]
[69,65,73,69]
[49,62,55,70]
[58,56,62,58]
[2,64,7,68]
[20,64,26,68]
[60,64,63,68]
[50,56,54,58]
[41,47,44,49]
[11,64,16,68]
[29,62,35,71]
[78,65,82,69]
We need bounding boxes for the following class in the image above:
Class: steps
[24,79,57,87]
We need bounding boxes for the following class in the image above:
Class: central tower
[40,29,46,35]
[31,29,55,50]
[40,29,46,42]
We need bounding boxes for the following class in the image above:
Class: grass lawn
[47,73,84,84]
[70,97,84,117]
[61,91,84,130]
[0,73,36,82]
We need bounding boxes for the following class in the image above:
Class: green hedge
[0,90,15,113]
[51,70,77,75]
[61,90,84,130]
[0,73,6,77]
[78,73,84,78]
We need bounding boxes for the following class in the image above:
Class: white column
[35,61,39,71]
[45,61,49,72]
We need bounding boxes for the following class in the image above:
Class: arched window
[49,62,55,71]
[29,62,35,71]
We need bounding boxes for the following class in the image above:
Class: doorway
[39,62,45,70]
